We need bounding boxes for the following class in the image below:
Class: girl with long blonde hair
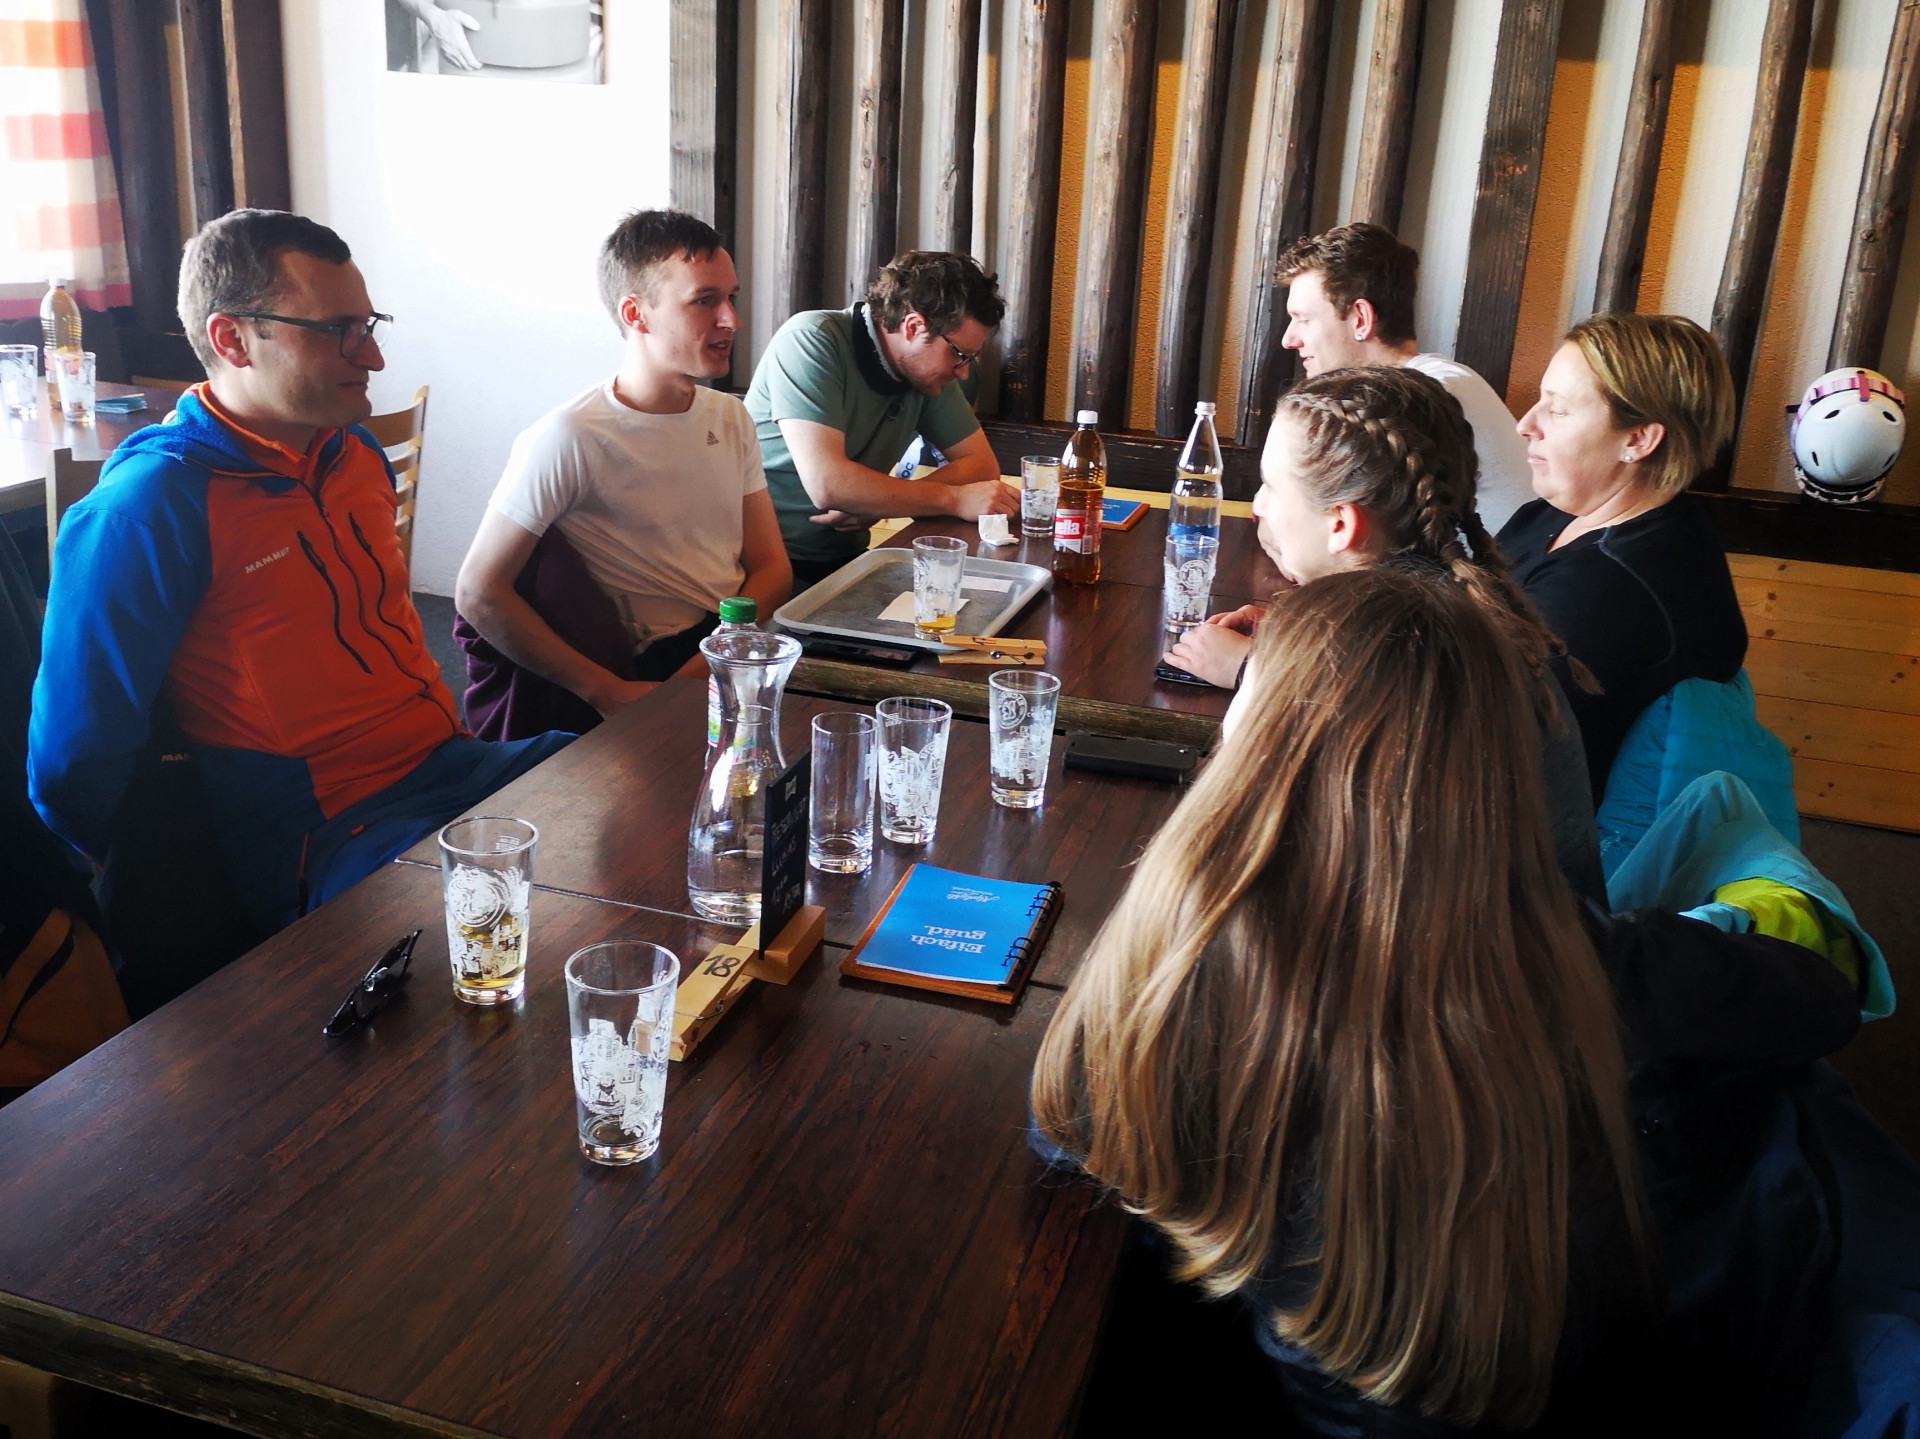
[1035,567,1858,1434]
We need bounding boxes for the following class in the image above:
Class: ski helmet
[1788,368,1905,504]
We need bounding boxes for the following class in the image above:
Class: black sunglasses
[323,930,420,1038]
[227,311,391,359]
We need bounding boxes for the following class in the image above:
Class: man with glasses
[746,250,1019,590]
[30,209,569,985]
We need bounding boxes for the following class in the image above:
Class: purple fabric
[454,527,633,743]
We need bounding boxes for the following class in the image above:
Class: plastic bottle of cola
[1170,401,1223,543]
[1052,409,1107,587]
[705,595,759,750]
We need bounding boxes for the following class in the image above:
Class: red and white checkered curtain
[0,0,131,319]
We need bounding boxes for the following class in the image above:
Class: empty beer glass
[875,696,952,843]
[988,670,1060,809]
[566,941,680,1165]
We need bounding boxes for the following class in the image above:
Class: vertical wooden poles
[219,0,291,210]
[1455,0,1565,398]
[932,0,983,254]
[1350,0,1424,233]
[772,0,833,320]
[1155,0,1241,437]
[1830,1,1920,371]
[1591,0,1675,316]
[850,0,906,295]
[1238,0,1336,448]
[670,0,739,242]
[997,0,1071,422]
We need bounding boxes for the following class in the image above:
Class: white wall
[280,0,673,595]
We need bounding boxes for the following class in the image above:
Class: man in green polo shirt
[746,251,1020,590]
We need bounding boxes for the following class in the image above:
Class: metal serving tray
[773,546,1053,653]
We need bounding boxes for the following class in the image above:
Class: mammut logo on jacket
[244,546,291,574]
[707,431,719,445]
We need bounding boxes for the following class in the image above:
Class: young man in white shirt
[456,210,790,729]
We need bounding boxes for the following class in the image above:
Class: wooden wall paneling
[1829,0,1920,370]
[1708,0,1816,485]
[1154,0,1242,437]
[932,0,983,255]
[100,0,183,344]
[849,0,906,294]
[670,0,740,243]
[1591,0,1676,315]
[219,0,290,211]
[1071,0,1160,425]
[1454,0,1566,398]
[996,0,1072,421]
[1349,0,1424,232]
[772,0,833,319]
[176,0,234,231]
[1236,0,1337,448]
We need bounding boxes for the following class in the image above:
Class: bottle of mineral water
[705,595,758,750]
[40,279,82,407]
[1170,401,1223,543]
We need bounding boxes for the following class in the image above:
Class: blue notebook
[1101,497,1148,529]
[839,865,1062,1003]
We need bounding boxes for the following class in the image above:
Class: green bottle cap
[718,596,757,624]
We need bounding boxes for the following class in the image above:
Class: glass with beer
[438,815,537,1005]
[912,534,967,637]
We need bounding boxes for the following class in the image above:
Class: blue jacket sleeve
[28,477,211,860]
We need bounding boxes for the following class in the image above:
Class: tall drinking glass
[875,696,952,843]
[1020,456,1061,538]
[810,712,876,873]
[439,816,537,1005]
[0,346,36,417]
[566,941,680,1165]
[988,670,1061,808]
[1163,533,1220,637]
[912,535,967,638]
[53,350,95,425]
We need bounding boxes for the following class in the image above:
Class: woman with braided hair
[1166,363,1603,900]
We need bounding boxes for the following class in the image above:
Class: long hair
[1275,364,1574,694]
[1031,570,1645,1428]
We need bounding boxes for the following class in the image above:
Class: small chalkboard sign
[759,751,811,949]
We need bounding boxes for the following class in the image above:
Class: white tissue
[976,514,1016,547]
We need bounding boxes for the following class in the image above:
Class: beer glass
[52,350,95,425]
[988,670,1060,809]
[875,696,952,843]
[912,535,967,638]
[566,941,679,1165]
[1020,456,1061,539]
[810,712,876,873]
[439,815,537,1005]
[0,346,36,417]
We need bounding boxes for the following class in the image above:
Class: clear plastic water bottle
[40,279,81,407]
[1170,401,1223,543]
[705,595,759,750]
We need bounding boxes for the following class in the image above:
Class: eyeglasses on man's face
[227,311,392,360]
[935,333,984,371]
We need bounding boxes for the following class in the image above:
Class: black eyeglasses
[228,311,391,359]
[323,929,419,1037]
[936,333,983,370]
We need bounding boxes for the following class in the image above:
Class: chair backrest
[45,448,104,566]
[364,385,429,573]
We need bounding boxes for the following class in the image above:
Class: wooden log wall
[1830,2,1920,372]
[996,0,1071,423]
[849,0,906,294]
[670,0,739,243]
[771,0,833,319]
[931,0,983,254]
[1349,0,1424,233]
[1591,0,1675,317]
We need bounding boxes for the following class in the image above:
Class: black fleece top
[1498,495,1747,799]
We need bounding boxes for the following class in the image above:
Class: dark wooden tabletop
[398,679,1186,989]
[0,862,1125,1438]
[0,380,154,506]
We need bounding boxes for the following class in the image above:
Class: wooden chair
[364,385,429,573]
[45,448,103,567]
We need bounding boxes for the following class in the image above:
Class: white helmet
[1788,368,1905,504]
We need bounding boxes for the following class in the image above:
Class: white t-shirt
[1405,353,1534,535]
[489,382,767,651]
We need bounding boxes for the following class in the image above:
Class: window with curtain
[0,0,131,320]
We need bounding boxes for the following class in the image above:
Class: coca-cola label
[1054,510,1086,551]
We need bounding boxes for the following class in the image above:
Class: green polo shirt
[745,306,982,567]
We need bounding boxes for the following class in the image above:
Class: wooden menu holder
[669,904,825,1062]
[745,904,825,984]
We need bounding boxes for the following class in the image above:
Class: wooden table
[787,509,1282,744]
[398,679,1184,989]
[0,861,1124,1436]
[0,380,156,512]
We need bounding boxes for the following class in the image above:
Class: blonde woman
[1033,569,1857,1435]
[1505,314,1744,796]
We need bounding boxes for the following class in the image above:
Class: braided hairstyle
[1275,364,1580,693]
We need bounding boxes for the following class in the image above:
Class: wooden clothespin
[937,635,1047,666]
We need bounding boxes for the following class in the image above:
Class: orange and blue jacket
[29,386,462,862]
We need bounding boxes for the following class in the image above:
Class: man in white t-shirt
[455,210,790,731]
[1273,223,1533,532]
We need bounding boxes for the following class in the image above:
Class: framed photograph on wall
[386,0,605,83]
